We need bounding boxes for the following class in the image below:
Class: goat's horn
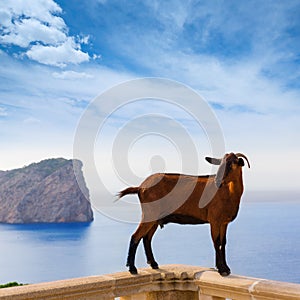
[235,153,250,168]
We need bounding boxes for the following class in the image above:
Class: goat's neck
[227,171,244,200]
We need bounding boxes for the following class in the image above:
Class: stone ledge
[0,265,298,300]
[253,280,300,300]
[195,269,300,300]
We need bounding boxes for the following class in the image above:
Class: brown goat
[118,152,250,276]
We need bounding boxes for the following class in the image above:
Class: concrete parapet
[0,265,298,299]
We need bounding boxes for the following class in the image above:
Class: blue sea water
[0,194,299,285]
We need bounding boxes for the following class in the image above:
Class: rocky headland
[0,158,93,223]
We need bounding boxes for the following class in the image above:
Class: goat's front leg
[210,223,231,276]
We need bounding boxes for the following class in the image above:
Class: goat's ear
[205,157,222,165]
[238,158,245,167]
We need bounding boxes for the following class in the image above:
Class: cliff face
[0,158,93,223]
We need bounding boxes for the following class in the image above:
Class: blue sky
[0,0,300,192]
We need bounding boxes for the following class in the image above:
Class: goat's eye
[238,158,244,166]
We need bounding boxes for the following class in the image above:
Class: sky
[0,0,300,193]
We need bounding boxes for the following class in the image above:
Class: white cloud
[78,35,90,45]
[0,18,67,48]
[0,0,65,34]
[0,0,91,67]
[52,70,94,80]
[92,53,102,60]
[26,37,90,67]
[0,107,8,117]
[23,117,41,124]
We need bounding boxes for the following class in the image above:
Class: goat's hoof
[150,262,159,269]
[128,266,138,275]
[220,270,231,276]
[217,265,231,276]
[218,268,231,277]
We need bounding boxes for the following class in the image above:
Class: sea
[0,191,299,285]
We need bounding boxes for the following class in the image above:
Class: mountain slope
[0,158,93,223]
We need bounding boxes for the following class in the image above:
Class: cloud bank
[0,0,91,66]
[0,0,299,191]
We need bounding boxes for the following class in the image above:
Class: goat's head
[205,153,250,188]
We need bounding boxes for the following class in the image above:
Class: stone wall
[0,265,299,299]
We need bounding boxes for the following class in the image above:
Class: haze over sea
[0,191,299,285]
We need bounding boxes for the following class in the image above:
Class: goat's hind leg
[126,236,140,274]
[143,223,159,269]
[126,222,156,274]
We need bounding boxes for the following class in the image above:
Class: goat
[118,152,250,276]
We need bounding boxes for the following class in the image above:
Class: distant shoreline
[242,190,300,202]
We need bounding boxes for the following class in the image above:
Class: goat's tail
[118,187,139,199]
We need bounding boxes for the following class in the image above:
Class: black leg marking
[126,236,140,274]
[211,224,231,276]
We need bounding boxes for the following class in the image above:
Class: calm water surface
[0,198,299,284]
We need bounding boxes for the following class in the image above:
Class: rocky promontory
[0,158,93,223]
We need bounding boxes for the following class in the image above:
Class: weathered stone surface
[0,265,299,300]
[0,158,93,223]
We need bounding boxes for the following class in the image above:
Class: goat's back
[138,173,211,202]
